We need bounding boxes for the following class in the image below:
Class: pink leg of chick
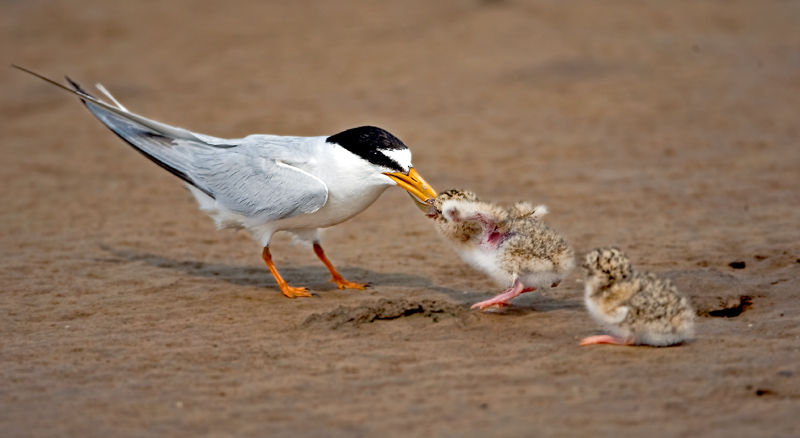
[471,279,534,311]
[579,335,634,346]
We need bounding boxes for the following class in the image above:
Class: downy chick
[428,189,574,311]
[581,247,695,346]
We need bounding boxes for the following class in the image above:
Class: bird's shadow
[94,244,580,314]
[95,244,462,296]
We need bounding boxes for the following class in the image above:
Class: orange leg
[579,335,634,346]
[313,242,370,290]
[261,246,311,299]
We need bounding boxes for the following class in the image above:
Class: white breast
[584,283,609,323]
[289,140,393,222]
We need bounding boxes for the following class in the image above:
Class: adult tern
[15,66,437,298]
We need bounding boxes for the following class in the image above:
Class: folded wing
[15,66,328,222]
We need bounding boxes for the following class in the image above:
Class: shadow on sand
[95,244,580,314]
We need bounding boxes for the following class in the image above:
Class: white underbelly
[455,247,510,286]
[264,186,388,232]
[188,183,390,246]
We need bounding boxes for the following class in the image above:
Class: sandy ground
[2,1,800,437]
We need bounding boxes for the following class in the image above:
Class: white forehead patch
[382,148,413,172]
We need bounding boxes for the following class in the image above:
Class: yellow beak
[383,168,437,207]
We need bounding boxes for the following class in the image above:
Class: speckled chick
[581,247,695,347]
[428,189,574,311]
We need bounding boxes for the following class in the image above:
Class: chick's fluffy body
[429,189,574,290]
[584,247,695,346]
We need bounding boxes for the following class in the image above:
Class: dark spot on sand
[754,255,768,261]
[303,298,470,329]
[755,389,774,397]
[702,296,753,318]
[729,261,746,269]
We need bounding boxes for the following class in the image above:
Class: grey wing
[81,104,329,221]
[16,67,328,221]
[189,144,329,221]
[80,88,329,222]
[87,101,329,222]
[84,105,219,197]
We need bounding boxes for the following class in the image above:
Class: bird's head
[583,247,633,284]
[327,126,437,210]
[426,189,480,220]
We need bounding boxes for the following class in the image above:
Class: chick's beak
[384,168,437,207]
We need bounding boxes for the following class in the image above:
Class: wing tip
[64,75,95,99]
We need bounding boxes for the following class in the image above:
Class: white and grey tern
[15,66,437,298]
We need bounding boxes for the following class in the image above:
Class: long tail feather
[13,65,205,142]
[13,65,218,198]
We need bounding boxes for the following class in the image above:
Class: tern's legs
[470,279,531,311]
[261,246,312,299]
[579,335,634,346]
[313,242,370,290]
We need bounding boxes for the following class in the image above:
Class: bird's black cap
[327,126,407,172]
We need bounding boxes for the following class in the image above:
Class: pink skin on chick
[470,279,538,310]
[579,335,634,346]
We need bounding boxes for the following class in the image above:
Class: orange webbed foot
[280,285,312,299]
[330,277,371,290]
